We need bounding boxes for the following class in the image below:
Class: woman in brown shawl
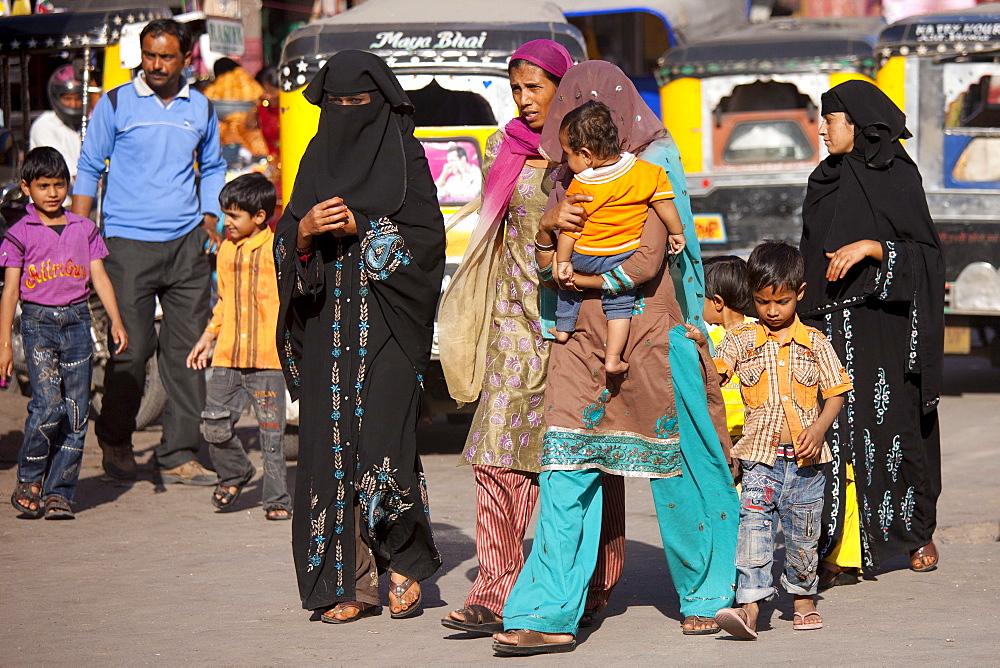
[800,80,945,585]
[274,51,445,623]
[491,61,738,655]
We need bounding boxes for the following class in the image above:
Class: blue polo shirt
[76,72,226,242]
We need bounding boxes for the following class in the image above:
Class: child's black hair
[747,240,804,294]
[704,255,753,315]
[219,173,276,220]
[560,100,621,161]
[21,146,70,185]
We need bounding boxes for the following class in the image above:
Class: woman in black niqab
[275,50,445,622]
[799,79,944,584]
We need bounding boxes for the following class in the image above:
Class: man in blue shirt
[73,18,226,485]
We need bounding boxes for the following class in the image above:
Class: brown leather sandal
[909,541,939,572]
[388,577,422,619]
[441,604,503,634]
[320,601,380,624]
[10,481,43,519]
[492,629,577,655]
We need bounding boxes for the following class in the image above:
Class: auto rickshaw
[656,17,883,251]
[554,0,748,118]
[278,0,587,418]
[877,5,1000,362]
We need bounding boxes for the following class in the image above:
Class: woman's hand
[824,240,882,282]
[297,197,358,248]
[539,193,592,235]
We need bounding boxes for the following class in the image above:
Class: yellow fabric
[713,316,853,467]
[825,463,863,569]
[708,323,745,440]
[563,154,673,256]
[206,227,281,370]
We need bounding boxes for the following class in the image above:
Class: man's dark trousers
[95,226,211,469]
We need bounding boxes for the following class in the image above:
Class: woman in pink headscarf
[438,40,626,636]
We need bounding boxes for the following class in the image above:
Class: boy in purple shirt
[1,147,127,519]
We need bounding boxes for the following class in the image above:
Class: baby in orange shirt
[553,101,685,373]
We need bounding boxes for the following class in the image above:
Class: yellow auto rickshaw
[656,17,882,252]
[278,0,587,417]
[877,5,1000,362]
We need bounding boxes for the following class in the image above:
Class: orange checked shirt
[563,153,673,256]
[713,316,852,466]
[205,227,281,370]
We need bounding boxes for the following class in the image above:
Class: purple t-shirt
[0,204,109,306]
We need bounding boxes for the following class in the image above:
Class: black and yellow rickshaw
[877,5,1000,361]
[656,17,882,251]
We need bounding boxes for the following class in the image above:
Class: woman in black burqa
[799,79,944,586]
[274,50,445,623]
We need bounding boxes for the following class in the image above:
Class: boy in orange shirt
[712,241,852,639]
[552,101,685,374]
[186,173,290,520]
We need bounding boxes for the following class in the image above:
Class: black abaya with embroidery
[800,80,945,571]
[274,52,444,610]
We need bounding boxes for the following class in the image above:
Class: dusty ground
[0,356,998,665]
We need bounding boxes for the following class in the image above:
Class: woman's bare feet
[388,571,422,616]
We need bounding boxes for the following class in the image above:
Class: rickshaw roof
[280,0,587,86]
[878,3,1000,59]
[656,17,882,82]
[554,0,748,45]
[0,7,171,56]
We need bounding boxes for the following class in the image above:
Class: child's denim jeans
[735,457,826,604]
[18,301,93,501]
[201,367,290,511]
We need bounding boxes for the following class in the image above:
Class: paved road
[1,357,998,665]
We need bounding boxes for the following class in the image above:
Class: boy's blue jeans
[18,301,93,501]
[556,250,635,332]
[201,367,290,511]
[735,457,826,604]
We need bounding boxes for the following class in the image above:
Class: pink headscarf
[475,40,574,244]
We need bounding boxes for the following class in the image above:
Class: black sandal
[388,576,422,619]
[43,495,75,520]
[211,469,254,511]
[11,481,43,519]
[682,615,721,635]
[264,505,292,521]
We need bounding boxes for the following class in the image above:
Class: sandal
[43,495,75,520]
[388,576,422,619]
[264,506,292,521]
[320,601,380,624]
[909,541,939,572]
[11,481,43,519]
[682,615,721,635]
[818,563,860,591]
[440,604,504,635]
[492,629,576,655]
[210,469,254,511]
[793,611,824,631]
[578,608,598,628]
[714,607,758,640]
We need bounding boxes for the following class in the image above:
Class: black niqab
[289,50,415,219]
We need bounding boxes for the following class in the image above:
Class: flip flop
[388,577,422,619]
[793,611,824,631]
[714,607,758,640]
[492,629,577,655]
[909,541,939,572]
[320,602,380,624]
[440,604,504,635]
[682,615,721,635]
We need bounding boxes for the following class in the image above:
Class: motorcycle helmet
[47,65,84,130]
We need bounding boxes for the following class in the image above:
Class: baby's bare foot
[605,358,629,374]
[550,327,571,343]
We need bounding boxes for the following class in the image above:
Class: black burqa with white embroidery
[275,50,444,610]
[799,79,944,569]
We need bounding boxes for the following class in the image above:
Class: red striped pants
[463,464,625,615]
